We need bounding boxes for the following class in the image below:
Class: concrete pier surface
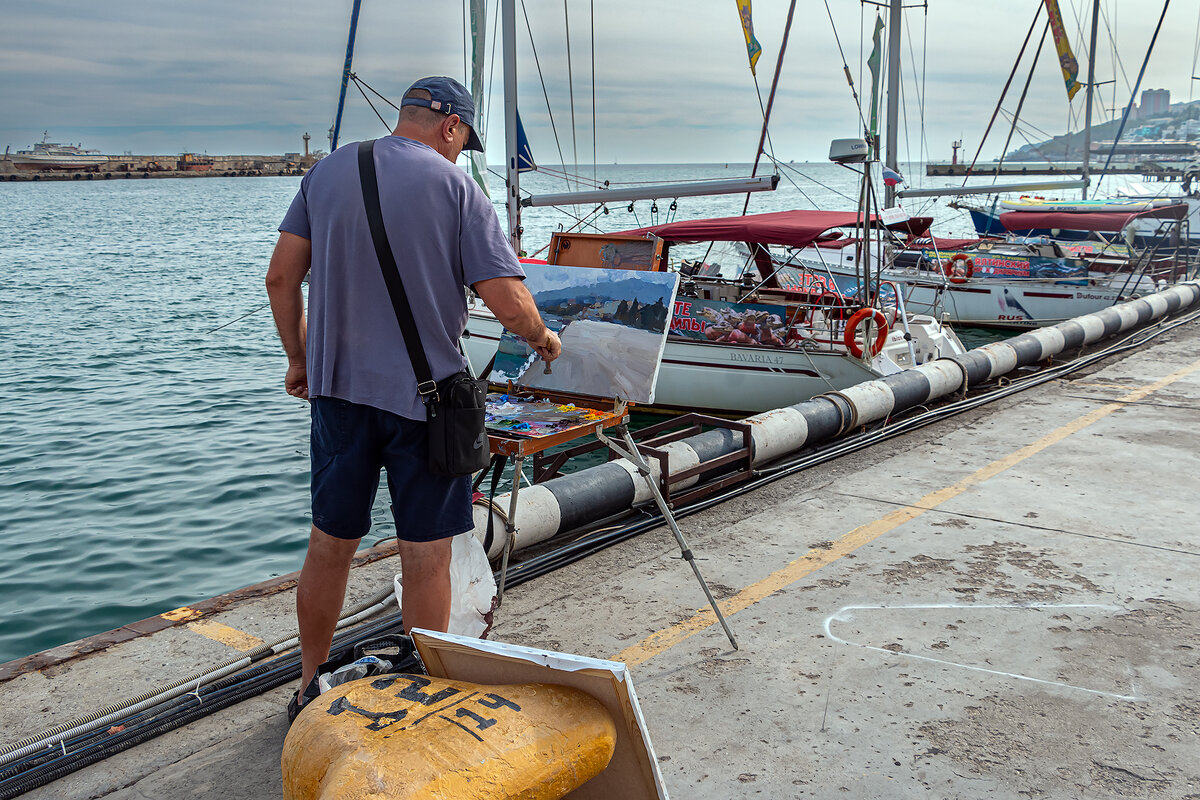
[3,319,1198,799]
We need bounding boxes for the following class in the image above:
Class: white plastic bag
[394,532,497,639]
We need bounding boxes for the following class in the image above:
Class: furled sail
[516,111,535,173]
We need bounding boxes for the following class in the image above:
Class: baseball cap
[400,76,485,152]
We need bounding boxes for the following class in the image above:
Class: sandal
[286,676,322,727]
[286,635,422,726]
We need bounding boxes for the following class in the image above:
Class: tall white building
[1140,89,1171,117]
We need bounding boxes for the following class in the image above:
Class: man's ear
[443,114,462,143]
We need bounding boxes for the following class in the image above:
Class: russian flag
[881,166,904,186]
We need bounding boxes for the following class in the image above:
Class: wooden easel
[481,389,738,650]
[480,388,628,605]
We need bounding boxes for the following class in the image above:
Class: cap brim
[464,126,485,152]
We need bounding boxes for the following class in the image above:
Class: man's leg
[397,537,453,633]
[297,525,362,691]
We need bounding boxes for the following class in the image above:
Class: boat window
[668,241,754,281]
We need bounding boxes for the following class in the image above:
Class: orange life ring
[942,254,974,284]
[844,307,889,359]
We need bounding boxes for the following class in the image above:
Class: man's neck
[391,125,437,150]
[391,125,457,163]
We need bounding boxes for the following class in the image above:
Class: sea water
[0,163,991,663]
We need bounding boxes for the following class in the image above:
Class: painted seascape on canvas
[487,264,679,403]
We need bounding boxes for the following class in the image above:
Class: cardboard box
[412,629,669,800]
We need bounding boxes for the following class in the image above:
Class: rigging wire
[485,0,501,134]
[822,0,871,134]
[1191,1,1200,102]
[764,154,857,203]
[962,2,1043,184]
[760,157,821,210]
[205,303,270,335]
[1004,111,1059,143]
[993,21,1051,181]
[518,0,572,190]
[919,4,929,169]
[590,0,597,185]
[563,1,579,188]
[524,205,609,257]
[1099,1,1133,102]
[1094,0,1172,197]
[900,5,930,186]
[530,163,605,188]
[898,33,913,189]
[998,109,1061,165]
[742,0,797,215]
[859,0,866,126]
[350,73,400,112]
[351,75,395,132]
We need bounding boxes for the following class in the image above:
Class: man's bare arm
[473,276,561,362]
[265,231,312,398]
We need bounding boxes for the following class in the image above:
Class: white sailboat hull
[465,304,963,415]
[825,265,1157,329]
[885,273,1156,329]
[793,246,1161,329]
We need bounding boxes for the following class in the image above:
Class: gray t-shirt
[279,136,523,420]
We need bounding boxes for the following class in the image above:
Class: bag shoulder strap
[356,139,438,401]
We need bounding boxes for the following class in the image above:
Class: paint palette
[485,393,611,439]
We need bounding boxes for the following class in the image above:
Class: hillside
[1006,100,1200,161]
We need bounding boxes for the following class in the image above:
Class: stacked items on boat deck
[463,211,966,416]
[785,204,1198,329]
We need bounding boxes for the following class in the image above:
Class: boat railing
[671,276,893,356]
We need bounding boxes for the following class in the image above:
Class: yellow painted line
[186,619,265,652]
[615,358,1200,667]
[160,606,203,622]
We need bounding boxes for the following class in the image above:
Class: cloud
[1,0,1195,162]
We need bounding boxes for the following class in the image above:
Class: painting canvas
[487,264,679,403]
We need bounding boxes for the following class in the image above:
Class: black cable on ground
[0,614,407,798]
[501,306,1200,586]
[6,306,1196,796]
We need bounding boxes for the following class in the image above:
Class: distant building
[1140,88,1170,117]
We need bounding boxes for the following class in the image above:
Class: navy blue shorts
[310,396,473,542]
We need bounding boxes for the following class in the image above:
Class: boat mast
[330,0,362,152]
[1080,0,1100,200]
[497,0,776,242]
[502,0,521,253]
[883,0,902,208]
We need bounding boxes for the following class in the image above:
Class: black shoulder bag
[357,139,491,477]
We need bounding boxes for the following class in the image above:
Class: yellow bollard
[282,673,617,800]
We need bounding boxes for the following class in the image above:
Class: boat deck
[3,322,1198,798]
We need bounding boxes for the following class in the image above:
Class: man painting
[266,76,560,718]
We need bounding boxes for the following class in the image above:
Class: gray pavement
[3,320,1198,799]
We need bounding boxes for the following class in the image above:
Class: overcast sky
[2,1,1196,163]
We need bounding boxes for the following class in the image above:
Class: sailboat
[455,0,964,415]
[802,0,1197,329]
[322,0,965,414]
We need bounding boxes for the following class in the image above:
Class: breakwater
[0,153,313,181]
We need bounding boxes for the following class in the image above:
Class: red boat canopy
[616,210,932,249]
[1000,204,1188,234]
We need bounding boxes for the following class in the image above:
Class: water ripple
[0,165,984,664]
